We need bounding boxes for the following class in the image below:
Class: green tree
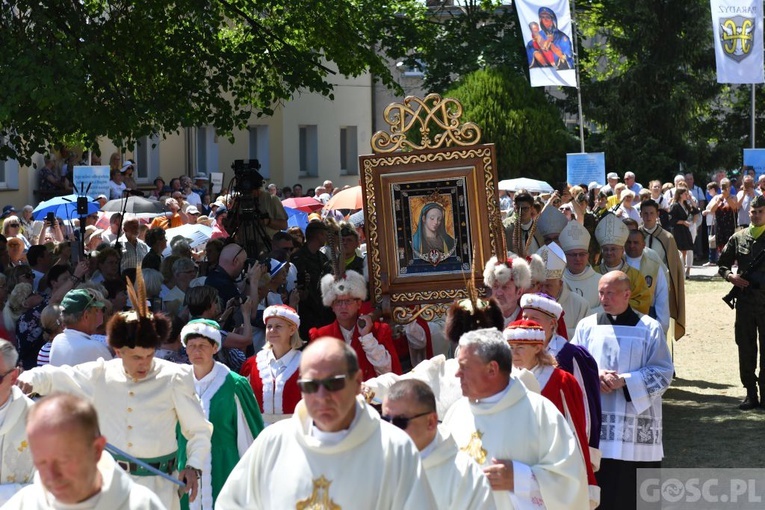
[0,0,428,164]
[576,0,728,181]
[413,1,527,94]
[445,67,575,181]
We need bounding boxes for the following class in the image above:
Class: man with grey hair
[623,171,642,194]
[49,288,112,366]
[443,328,588,509]
[383,380,495,510]
[0,340,35,504]
[162,257,198,317]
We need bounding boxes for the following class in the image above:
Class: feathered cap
[526,253,546,284]
[321,270,367,307]
[503,319,546,345]
[181,318,222,349]
[483,256,531,290]
[106,265,170,349]
[444,298,504,345]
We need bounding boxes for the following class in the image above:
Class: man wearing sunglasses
[382,380,495,510]
[0,340,35,505]
[443,328,589,509]
[217,337,437,509]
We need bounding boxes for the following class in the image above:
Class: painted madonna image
[411,201,457,265]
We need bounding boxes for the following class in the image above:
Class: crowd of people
[0,163,759,509]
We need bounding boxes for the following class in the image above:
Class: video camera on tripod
[227,159,272,259]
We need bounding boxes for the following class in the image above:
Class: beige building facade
[2,72,375,207]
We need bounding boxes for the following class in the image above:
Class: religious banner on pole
[516,0,578,88]
[710,0,764,83]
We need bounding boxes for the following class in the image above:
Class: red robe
[240,354,302,417]
[540,367,598,495]
[309,320,402,380]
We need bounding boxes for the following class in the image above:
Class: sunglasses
[0,367,16,384]
[7,223,19,228]
[381,411,431,430]
[297,374,349,394]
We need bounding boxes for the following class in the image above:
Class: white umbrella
[161,224,213,256]
[498,178,554,194]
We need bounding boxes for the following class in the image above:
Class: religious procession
[0,0,764,508]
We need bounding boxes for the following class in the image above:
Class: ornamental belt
[113,450,177,477]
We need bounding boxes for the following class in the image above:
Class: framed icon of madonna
[360,102,504,324]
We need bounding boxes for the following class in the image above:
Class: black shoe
[740,393,760,410]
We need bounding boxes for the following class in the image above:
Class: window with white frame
[248,125,270,178]
[134,134,160,184]
[340,126,358,176]
[299,125,318,177]
[196,126,219,175]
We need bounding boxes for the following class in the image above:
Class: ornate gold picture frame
[361,141,504,324]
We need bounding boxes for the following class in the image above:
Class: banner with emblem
[516,0,578,88]
[711,0,764,83]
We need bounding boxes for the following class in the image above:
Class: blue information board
[566,152,605,186]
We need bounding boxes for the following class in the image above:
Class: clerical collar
[420,434,439,460]
[606,307,641,326]
[309,402,362,446]
[472,381,511,406]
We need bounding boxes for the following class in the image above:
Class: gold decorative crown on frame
[371,94,482,153]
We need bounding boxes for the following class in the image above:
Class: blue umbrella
[284,206,308,231]
[32,194,99,221]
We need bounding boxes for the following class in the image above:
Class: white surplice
[571,312,673,462]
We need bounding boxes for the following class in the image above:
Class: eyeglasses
[333,298,358,308]
[297,374,349,394]
[20,273,33,279]
[0,367,16,385]
[381,411,432,430]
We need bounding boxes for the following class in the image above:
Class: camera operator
[250,181,288,238]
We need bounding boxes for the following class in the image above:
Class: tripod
[228,191,271,260]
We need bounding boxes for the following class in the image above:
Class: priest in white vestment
[216,337,437,509]
[559,221,603,312]
[571,271,673,510]
[0,341,35,505]
[4,393,165,510]
[442,328,589,510]
[382,379,495,510]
